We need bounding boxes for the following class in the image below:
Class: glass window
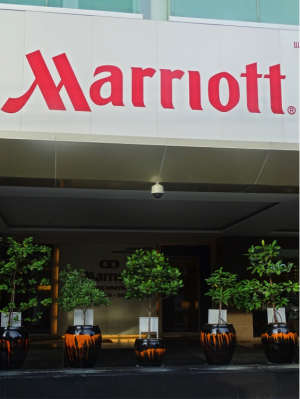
[259,0,299,26]
[171,0,258,22]
[0,0,138,13]
[77,0,137,13]
[0,0,46,5]
[48,0,63,7]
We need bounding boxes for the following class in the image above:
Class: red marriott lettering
[1,50,286,114]
[2,51,91,113]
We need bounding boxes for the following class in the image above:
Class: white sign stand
[267,308,286,323]
[1,312,21,327]
[208,309,227,324]
[139,317,159,338]
[74,309,94,326]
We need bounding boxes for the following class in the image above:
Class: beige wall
[57,242,155,336]
[57,240,217,336]
[227,310,253,342]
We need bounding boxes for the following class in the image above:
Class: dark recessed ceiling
[0,196,275,230]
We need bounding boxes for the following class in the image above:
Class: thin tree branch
[141,301,149,313]
[158,295,170,301]
[150,304,157,315]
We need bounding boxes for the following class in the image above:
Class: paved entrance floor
[0,338,298,399]
[23,337,299,369]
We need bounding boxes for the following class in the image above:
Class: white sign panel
[0,9,298,143]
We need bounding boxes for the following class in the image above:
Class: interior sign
[99,260,120,269]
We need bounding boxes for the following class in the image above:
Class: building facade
[0,0,299,340]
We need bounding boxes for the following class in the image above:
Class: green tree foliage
[119,249,184,338]
[239,240,299,322]
[204,267,249,324]
[58,264,111,326]
[0,237,52,326]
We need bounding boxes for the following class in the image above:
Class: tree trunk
[83,309,86,326]
[218,302,222,324]
[272,303,278,323]
[148,296,152,339]
[269,277,278,323]
[9,265,18,326]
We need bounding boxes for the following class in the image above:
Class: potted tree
[201,267,247,365]
[0,237,52,370]
[119,249,183,366]
[241,240,299,363]
[58,264,111,368]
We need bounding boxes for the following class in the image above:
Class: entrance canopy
[0,138,298,192]
[0,138,298,241]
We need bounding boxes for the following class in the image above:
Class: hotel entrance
[161,246,211,334]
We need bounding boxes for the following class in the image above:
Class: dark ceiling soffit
[0,177,298,194]
[0,213,8,232]
[7,227,222,233]
[3,203,282,234]
[269,231,299,235]
[220,202,279,231]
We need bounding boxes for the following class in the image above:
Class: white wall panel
[0,10,25,131]
[90,17,157,137]
[21,11,92,134]
[219,26,284,143]
[280,29,299,143]
[156,21,222,140]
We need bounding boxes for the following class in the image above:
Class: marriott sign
[0,10,298,143]
[1,50,286,114]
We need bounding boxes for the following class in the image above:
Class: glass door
[162,257,199,332]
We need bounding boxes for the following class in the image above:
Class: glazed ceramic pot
[0,326,29,370]
[261,323,297,363]
[134,338,165,366]
[201,323,236,365]
[64,325,102,368]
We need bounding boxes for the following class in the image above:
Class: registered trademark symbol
[287,106,296,115]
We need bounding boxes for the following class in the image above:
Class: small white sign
[74,309,94,326]
[267,308,286,323]
[208,309,227,324]
[1,312,21,327]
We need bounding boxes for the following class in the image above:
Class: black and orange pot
[0,326,29,370]
[261,323,297,363]
[201,323,236,365]
[134,338,165,366]
[64,325,102,368]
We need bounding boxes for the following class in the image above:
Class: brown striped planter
[64,325,102,368]
[261,323,297,363]
[201,323,236,365]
